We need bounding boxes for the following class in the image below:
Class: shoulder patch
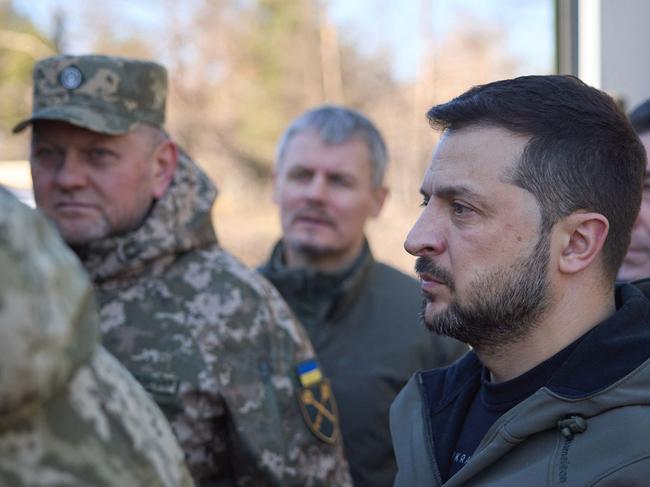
[296,360,339,444]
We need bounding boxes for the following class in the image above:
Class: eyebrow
[421,184,486,203]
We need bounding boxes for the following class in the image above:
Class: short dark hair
[427,75,646,280]
[629,99,650,135]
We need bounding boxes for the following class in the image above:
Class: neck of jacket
[75,150,218,284]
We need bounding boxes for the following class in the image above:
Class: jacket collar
[260,239,373,325]
[75,150,218,283]
[414,283,650,485]
[423,283,650,405]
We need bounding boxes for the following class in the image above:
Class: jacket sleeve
[217,272,353,487]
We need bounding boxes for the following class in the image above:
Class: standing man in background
[259,105,466,487]
[16,54,352,487]
[618,98,650,281]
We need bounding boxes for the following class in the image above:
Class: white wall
[577,0,650,110]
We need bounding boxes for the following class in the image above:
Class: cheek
[30,173,52,203]
[276,183,302,206]
[638,203,650,225]
[335,193,372,216]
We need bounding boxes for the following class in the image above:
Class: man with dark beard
[389,76,650,486]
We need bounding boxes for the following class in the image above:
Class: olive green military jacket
[76,154,352,486]
[390,284,650,487]
[0,187,193,487]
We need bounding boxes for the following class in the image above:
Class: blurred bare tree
[0,0,521,269]
[0,0,56,159]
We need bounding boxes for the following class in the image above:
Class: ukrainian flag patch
[295,359,339,444]
[296,359,323,387]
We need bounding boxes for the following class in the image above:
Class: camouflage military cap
[13,54,167,135]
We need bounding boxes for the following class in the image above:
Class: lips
[53,201,97,215]
[419,272,446,285]
[414,257,454,290]
[292,209,336,228]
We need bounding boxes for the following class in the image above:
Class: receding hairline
[276,106,389,188]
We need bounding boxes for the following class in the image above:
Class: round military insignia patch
[296,378,340,444]
[59,66,83,89]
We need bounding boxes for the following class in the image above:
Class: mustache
[415,257,454,290]
[293,206,336,226]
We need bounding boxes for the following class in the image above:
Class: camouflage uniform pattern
[0,186,193,487]
[75,153,352,486]
[13,54,167,135]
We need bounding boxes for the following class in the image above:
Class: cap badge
[59,66,83,90]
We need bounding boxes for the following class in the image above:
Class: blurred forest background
[0,0,553,272]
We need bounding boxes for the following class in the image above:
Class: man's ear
[370,186,389,218]
[557,212,609,275]
[152,140,178,199]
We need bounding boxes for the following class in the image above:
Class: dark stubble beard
[416,231,552,355]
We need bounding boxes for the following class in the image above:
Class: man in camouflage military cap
[16,54,352,486]
[0,186,193,487]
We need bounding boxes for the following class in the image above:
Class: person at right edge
[618,98,650,282]
[390,75,650,486]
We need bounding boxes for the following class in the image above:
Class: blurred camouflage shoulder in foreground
[80,151,352,486]
[0,186,193,487]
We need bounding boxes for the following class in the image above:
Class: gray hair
[276,105,388,187]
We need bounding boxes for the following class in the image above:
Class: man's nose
[404,205,447,257]
[54,150,88,190]
[305,174,327,201]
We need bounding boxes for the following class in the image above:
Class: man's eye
[89,148,112,158]
[452,202,473,216]
[32,147,61,166]
[330,175,353,187]
[419,197,429,208]
[288,169,311,181]
[87,148,116,165]
[35,147,53,156]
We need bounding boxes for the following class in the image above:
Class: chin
[59,223,110,247]
[423,301,448,322]
[295,242,341,258]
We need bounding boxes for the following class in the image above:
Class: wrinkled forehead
[282,130,372,171]
[425,125,529,187]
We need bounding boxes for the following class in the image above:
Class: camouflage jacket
[75,153,352,486]
[0,187,193,487]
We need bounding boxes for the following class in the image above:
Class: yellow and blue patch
[296,359,323,387]
[295,359,339,444]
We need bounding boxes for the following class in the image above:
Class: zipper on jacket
[555,415,587,484]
